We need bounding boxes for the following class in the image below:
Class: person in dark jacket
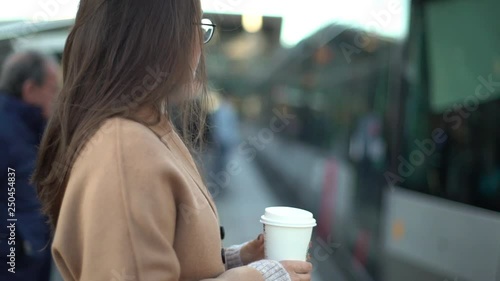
[0,51,59,281]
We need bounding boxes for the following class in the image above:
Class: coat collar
[132,105,172,139]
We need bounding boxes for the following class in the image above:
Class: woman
[31,0,313,280]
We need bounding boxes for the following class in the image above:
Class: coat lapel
[166,132,218,213]
[138,110,219,219]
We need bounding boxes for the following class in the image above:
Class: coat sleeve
[52,119,264,281]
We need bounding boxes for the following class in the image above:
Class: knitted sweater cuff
[248,260,291,281]
[224,243,246,269]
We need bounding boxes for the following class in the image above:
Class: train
[244,0,500,280]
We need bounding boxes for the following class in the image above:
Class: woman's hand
[280,260,313,281]
[240,234,265,265]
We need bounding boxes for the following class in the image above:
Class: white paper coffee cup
[260,206,317,261]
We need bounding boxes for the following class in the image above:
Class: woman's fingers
[288,272,312,281]
[280,260,313,281]
[295,261,313,274]
[257,234,264,244]
[240,234,266,264]
[249,234,264,247]
[296,273,312,281]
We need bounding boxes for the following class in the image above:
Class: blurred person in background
[205,91,240,181]
[0,51,60,281]
[30,0,312,281]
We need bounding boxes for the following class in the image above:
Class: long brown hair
[31,0,208,229]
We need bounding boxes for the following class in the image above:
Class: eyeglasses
[199,18,216,44]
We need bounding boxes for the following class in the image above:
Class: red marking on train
[318,159,338,240]
[354,230,370,266]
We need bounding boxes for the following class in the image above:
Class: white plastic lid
[260,206,317,228]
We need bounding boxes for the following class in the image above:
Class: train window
[399,0,500,212]
[426,0,500,111]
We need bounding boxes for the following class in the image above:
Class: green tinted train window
[425,0,500,112]
[399,0,500,212]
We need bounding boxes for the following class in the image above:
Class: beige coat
[52,109,264,281]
